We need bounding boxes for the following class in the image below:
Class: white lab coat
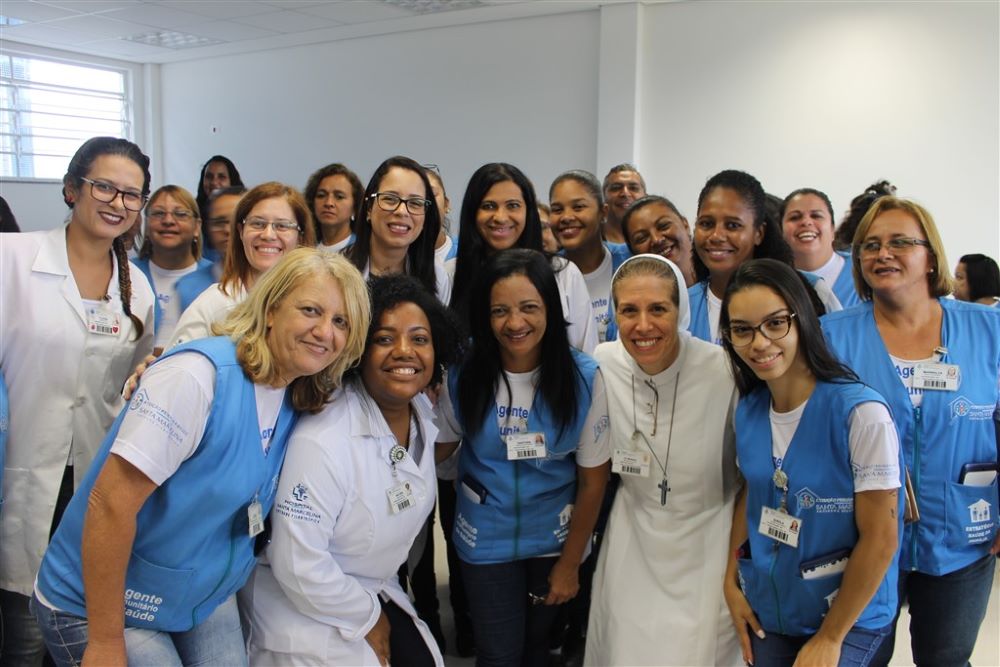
[241,379,444,667]
[0,227,154,594]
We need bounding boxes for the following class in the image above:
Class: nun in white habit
[585,254,742,666]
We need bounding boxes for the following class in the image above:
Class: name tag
[611,448,651,477]
[248,500,264,537]
[386,482,415,514]
[86,306,121,336]
[758,506,802,548]
[913,362,960,391]
[506,433,546,460]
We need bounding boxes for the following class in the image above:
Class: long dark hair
[64,136,151,341]
[346,156,440,298]
[693,170,794,283]
[450,162,543,323]
[196,155,244,238]
[457,249,581,440]
[960,254,1000,302]
[833,180,896,251]
[720,259,859,397]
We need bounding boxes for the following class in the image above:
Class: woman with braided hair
[0,136,155,665]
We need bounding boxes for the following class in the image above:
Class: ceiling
[0,0,615,64]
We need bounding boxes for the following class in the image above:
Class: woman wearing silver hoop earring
[585,254,742,666]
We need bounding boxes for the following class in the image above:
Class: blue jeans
[31,592,247,667]
[0,589,46,667]
[750,624,890,667]
[460,556,562,667]
[871,554,996,667]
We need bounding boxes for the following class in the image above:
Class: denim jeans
[750,623,890,667]
[460,556,562,667]
[871,554,996,667]
[31,592,247,667]
[0,589,47,667]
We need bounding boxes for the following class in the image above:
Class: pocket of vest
[124,551,196,631]
[944,477,999,550]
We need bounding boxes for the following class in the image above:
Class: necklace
[631,372,680,506]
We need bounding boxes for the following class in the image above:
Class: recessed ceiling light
[123,30,223,50]
[380,0,485,13]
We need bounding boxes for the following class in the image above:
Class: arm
[793,488,898,667]
[81,455,158,667]
[545,461,609,605]
[435,441,459,465]
[723,484,764,666]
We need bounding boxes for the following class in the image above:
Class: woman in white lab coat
[0,136,155,664]
[242,274,465,667]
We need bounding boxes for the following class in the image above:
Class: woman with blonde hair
[32,248,369,667]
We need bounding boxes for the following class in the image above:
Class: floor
[426,512,1000,666]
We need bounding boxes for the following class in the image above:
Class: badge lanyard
[630,372,680,506]
[386,414,417,514]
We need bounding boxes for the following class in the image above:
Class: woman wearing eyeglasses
[167,182,316,348]
[132,185,214,354]
[822,198,1000,667]
[720,259,902,667]
[0,136,155,664]
[346,156,450,304]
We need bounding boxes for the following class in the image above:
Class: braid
[113,236,144,341]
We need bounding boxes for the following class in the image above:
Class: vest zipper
[513,462,521,560]
[909,406,922,570]
[768,544,784,635]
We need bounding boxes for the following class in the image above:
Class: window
[0,52,132,179]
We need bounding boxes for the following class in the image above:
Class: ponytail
[112,236,144,341]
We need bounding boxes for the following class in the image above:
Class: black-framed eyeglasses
[370,192,430,216]
[723,312,797,348]
[147,208,195,222]
[856,237,931,257]
[242,217,301,233]
[80,177,147,212]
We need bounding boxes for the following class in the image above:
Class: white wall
[636,0,999,265]
[158,11,600,216]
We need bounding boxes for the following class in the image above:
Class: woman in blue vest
[133,185,214,354]
[436,249,610,667]
[31,248,370,667]
[689,170,840,345]
[720,259,902,667]
[782,188,861,308]
[822,197,1000,667]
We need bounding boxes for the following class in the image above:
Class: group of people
[0,135,998,667]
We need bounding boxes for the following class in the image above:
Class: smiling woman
[242,274,464,667]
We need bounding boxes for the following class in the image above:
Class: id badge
[758,506,802,548]
[248,500,264,537]
[387,482,415,514]
[611,448,651,477]
[506,433,546,460]
[913,362,960,391]
[86,305,121,336]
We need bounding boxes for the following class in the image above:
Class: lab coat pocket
[123,551,196,630]
[944,478,999,550]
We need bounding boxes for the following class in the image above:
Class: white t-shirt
[435,235,454,265]
[148,261,199,349]
[167,282,245,349]
[111,351,286,485]
[812,252,846,289]
[706,288,723,346]
[769,397,900,493]
[582,248,614,343]
[318,236,353,254]
[890,353,935,408]
[436,368,610,469]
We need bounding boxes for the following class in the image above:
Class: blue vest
[134,257,215,334]
[450,349,598,564]
[599,243,634,342]
[37,337,297,632]
[736,381,901,635]
[822,300,1000,575]
[0,372,8,506]
[831,251,861,309]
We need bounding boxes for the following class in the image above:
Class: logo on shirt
[794,487,853,514]
[969,499,991,524]
[129,388,149,411]
[949,396,994,422]
[292,483,308,502]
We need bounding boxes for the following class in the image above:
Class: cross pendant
[658,476,671,506]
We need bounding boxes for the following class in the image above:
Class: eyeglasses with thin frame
[723,312,797,348]
[147,208,195,222]
[242,217,301,233]
[80,177,147,212]
[370,192,430,216]
[856,237,931,257]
